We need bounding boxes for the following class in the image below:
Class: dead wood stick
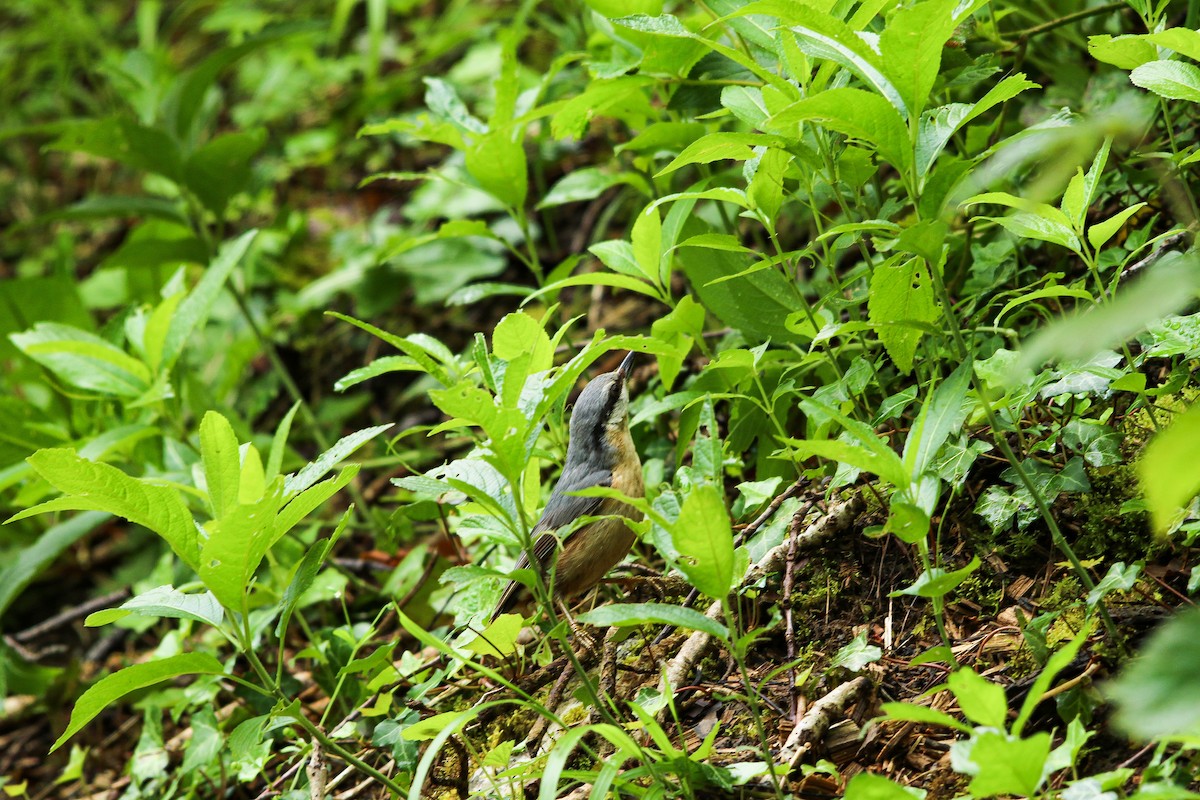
[779,675,872,770]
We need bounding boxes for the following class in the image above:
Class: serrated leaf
[284,424,391,497]
[11,450,198,571]
[868,256,939,374]
[1130,60,1200,103]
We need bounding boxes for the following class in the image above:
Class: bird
[490,351,644,622]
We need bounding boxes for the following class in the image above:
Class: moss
[1072,465,1161,563]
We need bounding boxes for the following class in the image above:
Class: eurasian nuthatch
[491,351,643,621]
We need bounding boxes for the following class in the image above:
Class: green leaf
[47,117,183,181]
[1139,402,1200,534]
[670,484,734,599]
[0,512,108,618]
[577,602,730,640]
[86,585,225,628]
[11,450,199,571]
[275,467,359,542]
[878,0,966,117]
[537,168,634,209]
[51,653,225,751]
[790,397,910,488]
[631,206,664,285]
[1147,28,1200,61]
[676,225,803,344]
[879,702,972,734]
[199,493,281,608]
[10,323,151,397]
[868,256,939,374]
[1087,34,1156,69]
[1013,627,1087,736]
[162,230,258,372]
[844,772,928,799]
[891,556,980,598]
[903,361,971,478]
[183,129,267,218]
[961,731,1051,797]
[1110,606,1200,740]
[1130,60,1200,102]
[1088,203,1147,249]
[766,88,911,173]
[465,128,527,209]
[789,15,907,115]
[1016,256,1200,374]
[200,411,242,519]
[276,510,347,638]
[656,132,789,177]
[948,668,1007,728]
[284,424,392,497]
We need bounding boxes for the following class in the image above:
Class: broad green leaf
[10,323,151,397]
[960,731,1051,797]
[549,76,655,140]
[676,224,803,344]
[891,555,980,598]
[11,450,198,571]
[948,668,1008,729]
[578,602,730,640]
[200,411,241,519]
[1130,60,1200,103]
[1139,402,1200,534]
[52,653,225,751]
[162,230,258,372]
[464,613,525,658]
[183,129,266,218]
[537,168,634,209]
[47,117,184,181]
[590,240,644,278]
[199,493,281,608]
[903,361,971,478]
[879,702,972,734]
[0,512,108,618]
[868,256,939,374]
[789,400,909,488]
[86,585,225,628]
[1087,34,1156,69]
[844,772,928,799]
[1147,28,1200,61]
[656,132,789,177]
[631,206,663,285]
[766,88,911,174]
[878,0,967,117]
[1088,203,1147,249]
[1110,606,1200,740]
[465,128,527,209]
[790,15,907,115]
[670,484,734,599]
[284,424,392,497]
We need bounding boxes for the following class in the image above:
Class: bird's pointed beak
[616,351,636,381]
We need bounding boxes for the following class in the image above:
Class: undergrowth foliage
[3,0,1200,797]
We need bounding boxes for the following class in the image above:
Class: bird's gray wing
[491,466,612,619]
